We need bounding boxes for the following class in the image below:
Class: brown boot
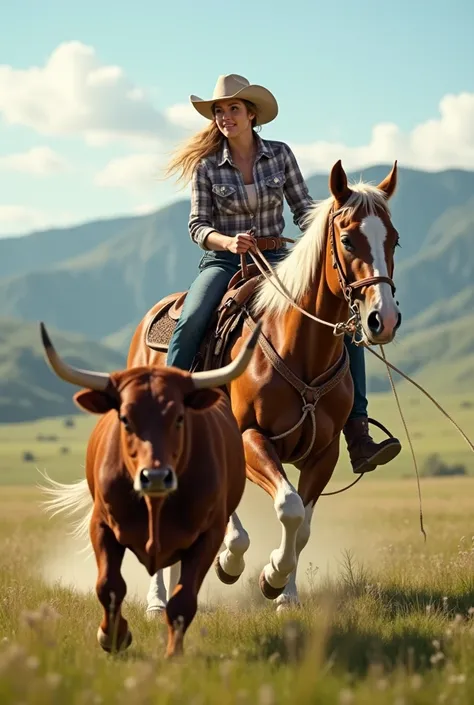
[343,416,401,474]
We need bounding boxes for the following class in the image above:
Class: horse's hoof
[97,626,132,653]
[259,569,285,600]
[145,607,166,621]
[214,554,240,585]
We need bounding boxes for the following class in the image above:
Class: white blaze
[360,215,399,330]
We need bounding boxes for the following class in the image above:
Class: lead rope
[246,244,474,538]
[376,344,426,541]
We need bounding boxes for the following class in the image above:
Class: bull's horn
[39,322,110,391]
[191,320,262,390]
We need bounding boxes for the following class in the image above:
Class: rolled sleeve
[283,145,315,231]
[188,161,216,249]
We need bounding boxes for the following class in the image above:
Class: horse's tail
[37,469,93,543]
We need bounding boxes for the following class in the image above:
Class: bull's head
[39,321,262,504]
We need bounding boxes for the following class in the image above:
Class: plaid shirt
[189,134,315,250]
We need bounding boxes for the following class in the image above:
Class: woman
[164,73,401,474]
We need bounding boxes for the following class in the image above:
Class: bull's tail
[37,469,93,544]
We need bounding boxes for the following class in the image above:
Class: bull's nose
[134,467,177,496]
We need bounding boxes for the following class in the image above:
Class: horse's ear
[329,160,351,204]
[377,161,398,200]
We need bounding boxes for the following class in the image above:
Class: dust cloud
[39,478,372,606]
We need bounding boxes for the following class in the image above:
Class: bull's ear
[184,388,221,411]
[73,389,120,414]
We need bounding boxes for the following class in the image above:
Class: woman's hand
[226,232,256,254]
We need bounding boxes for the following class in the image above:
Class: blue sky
[1,0,473,236]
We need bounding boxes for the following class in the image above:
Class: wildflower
[26,655,40,670]
[124,676,137,690]
[45,672,62,688]
[259,683,275,705]
[430,652,445,665]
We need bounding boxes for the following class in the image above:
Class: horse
[127,159,401,612]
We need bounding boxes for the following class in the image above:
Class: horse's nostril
[140,469,151,486]
[163,469,174,489]
[367,310,384,335]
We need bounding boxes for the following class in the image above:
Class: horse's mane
[251,181,391,318]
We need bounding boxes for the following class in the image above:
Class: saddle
[145,263,264,372]
[145,235,293,371]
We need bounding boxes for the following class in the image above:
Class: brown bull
[39,320,261,658]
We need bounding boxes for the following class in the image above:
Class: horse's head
[328,160,401,345]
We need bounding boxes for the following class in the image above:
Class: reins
[241,229,474,541]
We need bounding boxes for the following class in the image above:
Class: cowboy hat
[190,74,278,126]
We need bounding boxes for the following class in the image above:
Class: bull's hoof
[214,554,240,585]
[259,569,285,600]
[97,626,132,653]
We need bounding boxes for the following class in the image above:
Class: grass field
[0,389,474,703]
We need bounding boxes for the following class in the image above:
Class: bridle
[328,207,397,313]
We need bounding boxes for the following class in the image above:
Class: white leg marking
[146,570,168,614]
[146,563,181,615]
[263,479,305,590]
[218,512,250,577]
[275,503,314,611]
[360,215,399,330]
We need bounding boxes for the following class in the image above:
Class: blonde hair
[165,100,259,186]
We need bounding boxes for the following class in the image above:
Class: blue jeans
[166,251,368,419]
[345,336,367,419]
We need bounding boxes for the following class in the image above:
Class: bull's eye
[341,235,355,253]
[119,414,132,433]
[176,414,184,429]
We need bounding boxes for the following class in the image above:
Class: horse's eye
[341,236,355,252]
[119,415,132,432]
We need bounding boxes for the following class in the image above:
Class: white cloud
[133,203,158,216]
[164,103,207,131]
[0,146,69,176]
[0,41,180,147]
[0,206,78,236]
[2,41,474,175]
[0,206,51,235]
[94,153,161,194]
[291,92,474,174]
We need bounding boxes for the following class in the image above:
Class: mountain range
[1,163,473,421]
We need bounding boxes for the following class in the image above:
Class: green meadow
[0,387,473,702]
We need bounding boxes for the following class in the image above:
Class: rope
[362,343,474,454]
[245,244,474,515]
[247,247,358,336]
[376,344,426,541]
